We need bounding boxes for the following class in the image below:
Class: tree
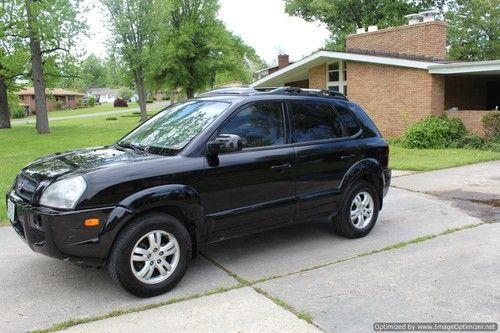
[283,0,446,50]
[101,0,155,122]
[149,0,264,98]
[0,0,30,129]
[447,0,499,61]
[23,0,86,134]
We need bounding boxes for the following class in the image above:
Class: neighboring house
[252,13,500,137]
[86,88,120,103]
[16,87,84,114]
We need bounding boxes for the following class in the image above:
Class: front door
[199,101,296,239]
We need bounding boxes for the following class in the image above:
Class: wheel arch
[340,159,385,209]
[103,185,205,259]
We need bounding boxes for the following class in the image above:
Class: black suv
[6,87,391,297]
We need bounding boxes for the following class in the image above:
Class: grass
[29,286,240,333]
[0,113,156,224]
[16,102,159,121]
[389,145,500,171]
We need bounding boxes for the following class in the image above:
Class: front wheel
[107,213,191,297]
[333,180,380,238]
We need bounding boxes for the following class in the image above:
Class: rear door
[200,100,296,239]
[288,99,361,220]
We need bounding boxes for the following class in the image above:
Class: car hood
[22,146,159,182]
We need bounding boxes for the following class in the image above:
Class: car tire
[107,212,191,297]
[333,180,379,238]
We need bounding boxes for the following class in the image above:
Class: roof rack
[260,87,349,101]
[198,86,348,101]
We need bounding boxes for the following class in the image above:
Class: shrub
[402,115,467,149]
[55,100,65,110]
[106,117,118,121]
[11,108,25,119]
[482,112,500,139]
[113,98,128,107]
[88,96,96,107]
[119,88,134,101]
[458,134,485,150]
[146,99,154,104]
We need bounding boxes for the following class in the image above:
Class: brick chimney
[278,54,290,69]
[346,19,447,60]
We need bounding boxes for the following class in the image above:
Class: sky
[80,0,330,66]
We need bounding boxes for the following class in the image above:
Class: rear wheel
[333,180,379,238]
[108,213,191,297]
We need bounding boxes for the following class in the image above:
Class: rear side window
[335,106,361,136]
[290,101,343,142]
[219,101,285,148]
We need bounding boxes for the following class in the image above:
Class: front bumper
[6,191,123,266]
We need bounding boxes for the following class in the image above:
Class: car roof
[196,87,349,102]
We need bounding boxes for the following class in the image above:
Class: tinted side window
[290,101,343,142]
[220,102,285,148]
[335,106,361,136]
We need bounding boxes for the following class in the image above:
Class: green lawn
[18,102,155,120]
[390,145,500,171]
[1,118,499,225]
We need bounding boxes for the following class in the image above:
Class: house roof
[251,50,500,87]
[86,88,120,95]
[15,87,85,96]
[428,60,500,75]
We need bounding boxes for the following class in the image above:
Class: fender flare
[101,185,205,256]
[340,158,385,207]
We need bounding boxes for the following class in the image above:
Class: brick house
[251,17,500,137]
[16,87,84,114]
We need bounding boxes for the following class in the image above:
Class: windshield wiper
[117,142,148,154]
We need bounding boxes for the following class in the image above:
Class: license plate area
[7,199,16,222]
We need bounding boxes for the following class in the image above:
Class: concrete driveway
[0,161,498,332]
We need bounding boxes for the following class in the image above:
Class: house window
[327,61,348,96]
[68,95,75,102]
[31,95,35,100]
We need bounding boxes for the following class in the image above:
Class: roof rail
[198,86,349,101]
[259,87,349,101]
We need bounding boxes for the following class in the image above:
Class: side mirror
[207,134,243,156]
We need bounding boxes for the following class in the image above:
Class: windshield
[118,100,230,154]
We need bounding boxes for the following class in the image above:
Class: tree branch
[41,46,69,54]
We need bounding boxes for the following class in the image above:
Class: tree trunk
[186,87,194,99]
[0,76,11,129]
[169,91,176,105]
[134,69,147,123]
[26,0,50,134]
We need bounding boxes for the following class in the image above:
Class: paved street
[0,161,498,332]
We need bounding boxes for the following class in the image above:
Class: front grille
[15,173,39,202]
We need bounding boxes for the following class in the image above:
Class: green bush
[458,134,485,150]
[11,108,25,119]
[88,96,96,107]
[482,112,500,139]
[55,100,65,110]
[402,116,467,149]
[146,99,154,104]
[119,88,134,101]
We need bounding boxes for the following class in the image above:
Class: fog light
[84,218,100,227]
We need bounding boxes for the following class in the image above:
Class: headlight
[39,176,87,209]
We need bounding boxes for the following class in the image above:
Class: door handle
[271,163,292,171]
[341,154,356,160]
